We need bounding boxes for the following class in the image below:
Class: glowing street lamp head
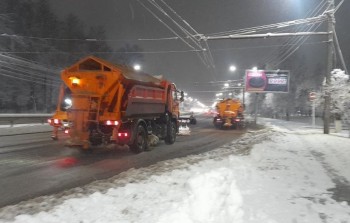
[133,64,141,71]
[229,65,237,72]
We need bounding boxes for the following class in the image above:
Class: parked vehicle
[179,112,197,125]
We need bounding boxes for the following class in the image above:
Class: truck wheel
[165,121,176,145]
[190,118,197,125]
[213,117,220,129]
[130,125,148,153]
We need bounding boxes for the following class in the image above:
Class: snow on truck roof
[65,56,163,84]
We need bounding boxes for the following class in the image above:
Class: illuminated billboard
[245,70,290,93]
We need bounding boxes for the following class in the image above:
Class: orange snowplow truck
[213,98,244,129]
[49,56,183,152]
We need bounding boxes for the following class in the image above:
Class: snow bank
[178,125,191,136]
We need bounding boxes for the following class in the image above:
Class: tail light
[64,129,69,134]
[48,118,61,126]
[105,120,119,126]
[118,132,128,137]
[117,132,130,144]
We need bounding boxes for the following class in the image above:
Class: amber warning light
[69,77,80,86]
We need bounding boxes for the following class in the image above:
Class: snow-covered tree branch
[322,69,350,136]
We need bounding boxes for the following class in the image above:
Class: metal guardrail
[0,114,53,127]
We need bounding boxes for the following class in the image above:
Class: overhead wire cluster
[202,0,330,69]
[0,0,344,88]
[262,0,330,68]
[0,0,331,69]
[207,14,327,37]
[136,0,215,69]
[0,53,61,86]
[134,0,336,76]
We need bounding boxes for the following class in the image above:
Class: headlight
[64,98,72,106]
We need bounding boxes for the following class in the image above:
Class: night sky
[48,0,350,104]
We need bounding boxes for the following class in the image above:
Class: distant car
[179,112,197,125]
[205,110,218,116]
[189,114,197,125]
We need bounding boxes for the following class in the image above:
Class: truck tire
[130,125,148,153]
[165,121,176,145]
[190,118,197,125]
[213,117,220,129]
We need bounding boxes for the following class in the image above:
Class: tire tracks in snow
[0,127,272,221]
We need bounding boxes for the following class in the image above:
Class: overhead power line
[136,0,197,51]
[0,54,61,88]
[206,14,327,37]
[203,32,329,41]
[136,0,217,70]
[0,61,61,83]
[0,40,328,55]
[261,0,329,67]
[0,54,60,74]
[0,71,61,86]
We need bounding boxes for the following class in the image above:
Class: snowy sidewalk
[0,119,350,223]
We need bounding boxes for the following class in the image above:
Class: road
[0,115,247,207]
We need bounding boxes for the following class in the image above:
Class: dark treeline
[0,0,143,113]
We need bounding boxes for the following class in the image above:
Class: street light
[229,65,237,72]
[133,64,141,71]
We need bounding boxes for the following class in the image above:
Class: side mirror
[180,91,184,102]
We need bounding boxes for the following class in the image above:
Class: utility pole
[200,3,337,130]
[324,0,335,134]
[254,93,258,125]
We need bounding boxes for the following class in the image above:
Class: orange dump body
[51,56,180,148]
[213,98,244,128]
[216,98,243,118]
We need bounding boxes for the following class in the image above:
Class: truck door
[168,84,180,118]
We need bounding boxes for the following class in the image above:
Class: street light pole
[324,0,335,134]
[254,93,258,125]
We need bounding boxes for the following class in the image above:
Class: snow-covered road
[0,118,349,223]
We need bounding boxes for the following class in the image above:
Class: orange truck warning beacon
[48,56,184,152]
